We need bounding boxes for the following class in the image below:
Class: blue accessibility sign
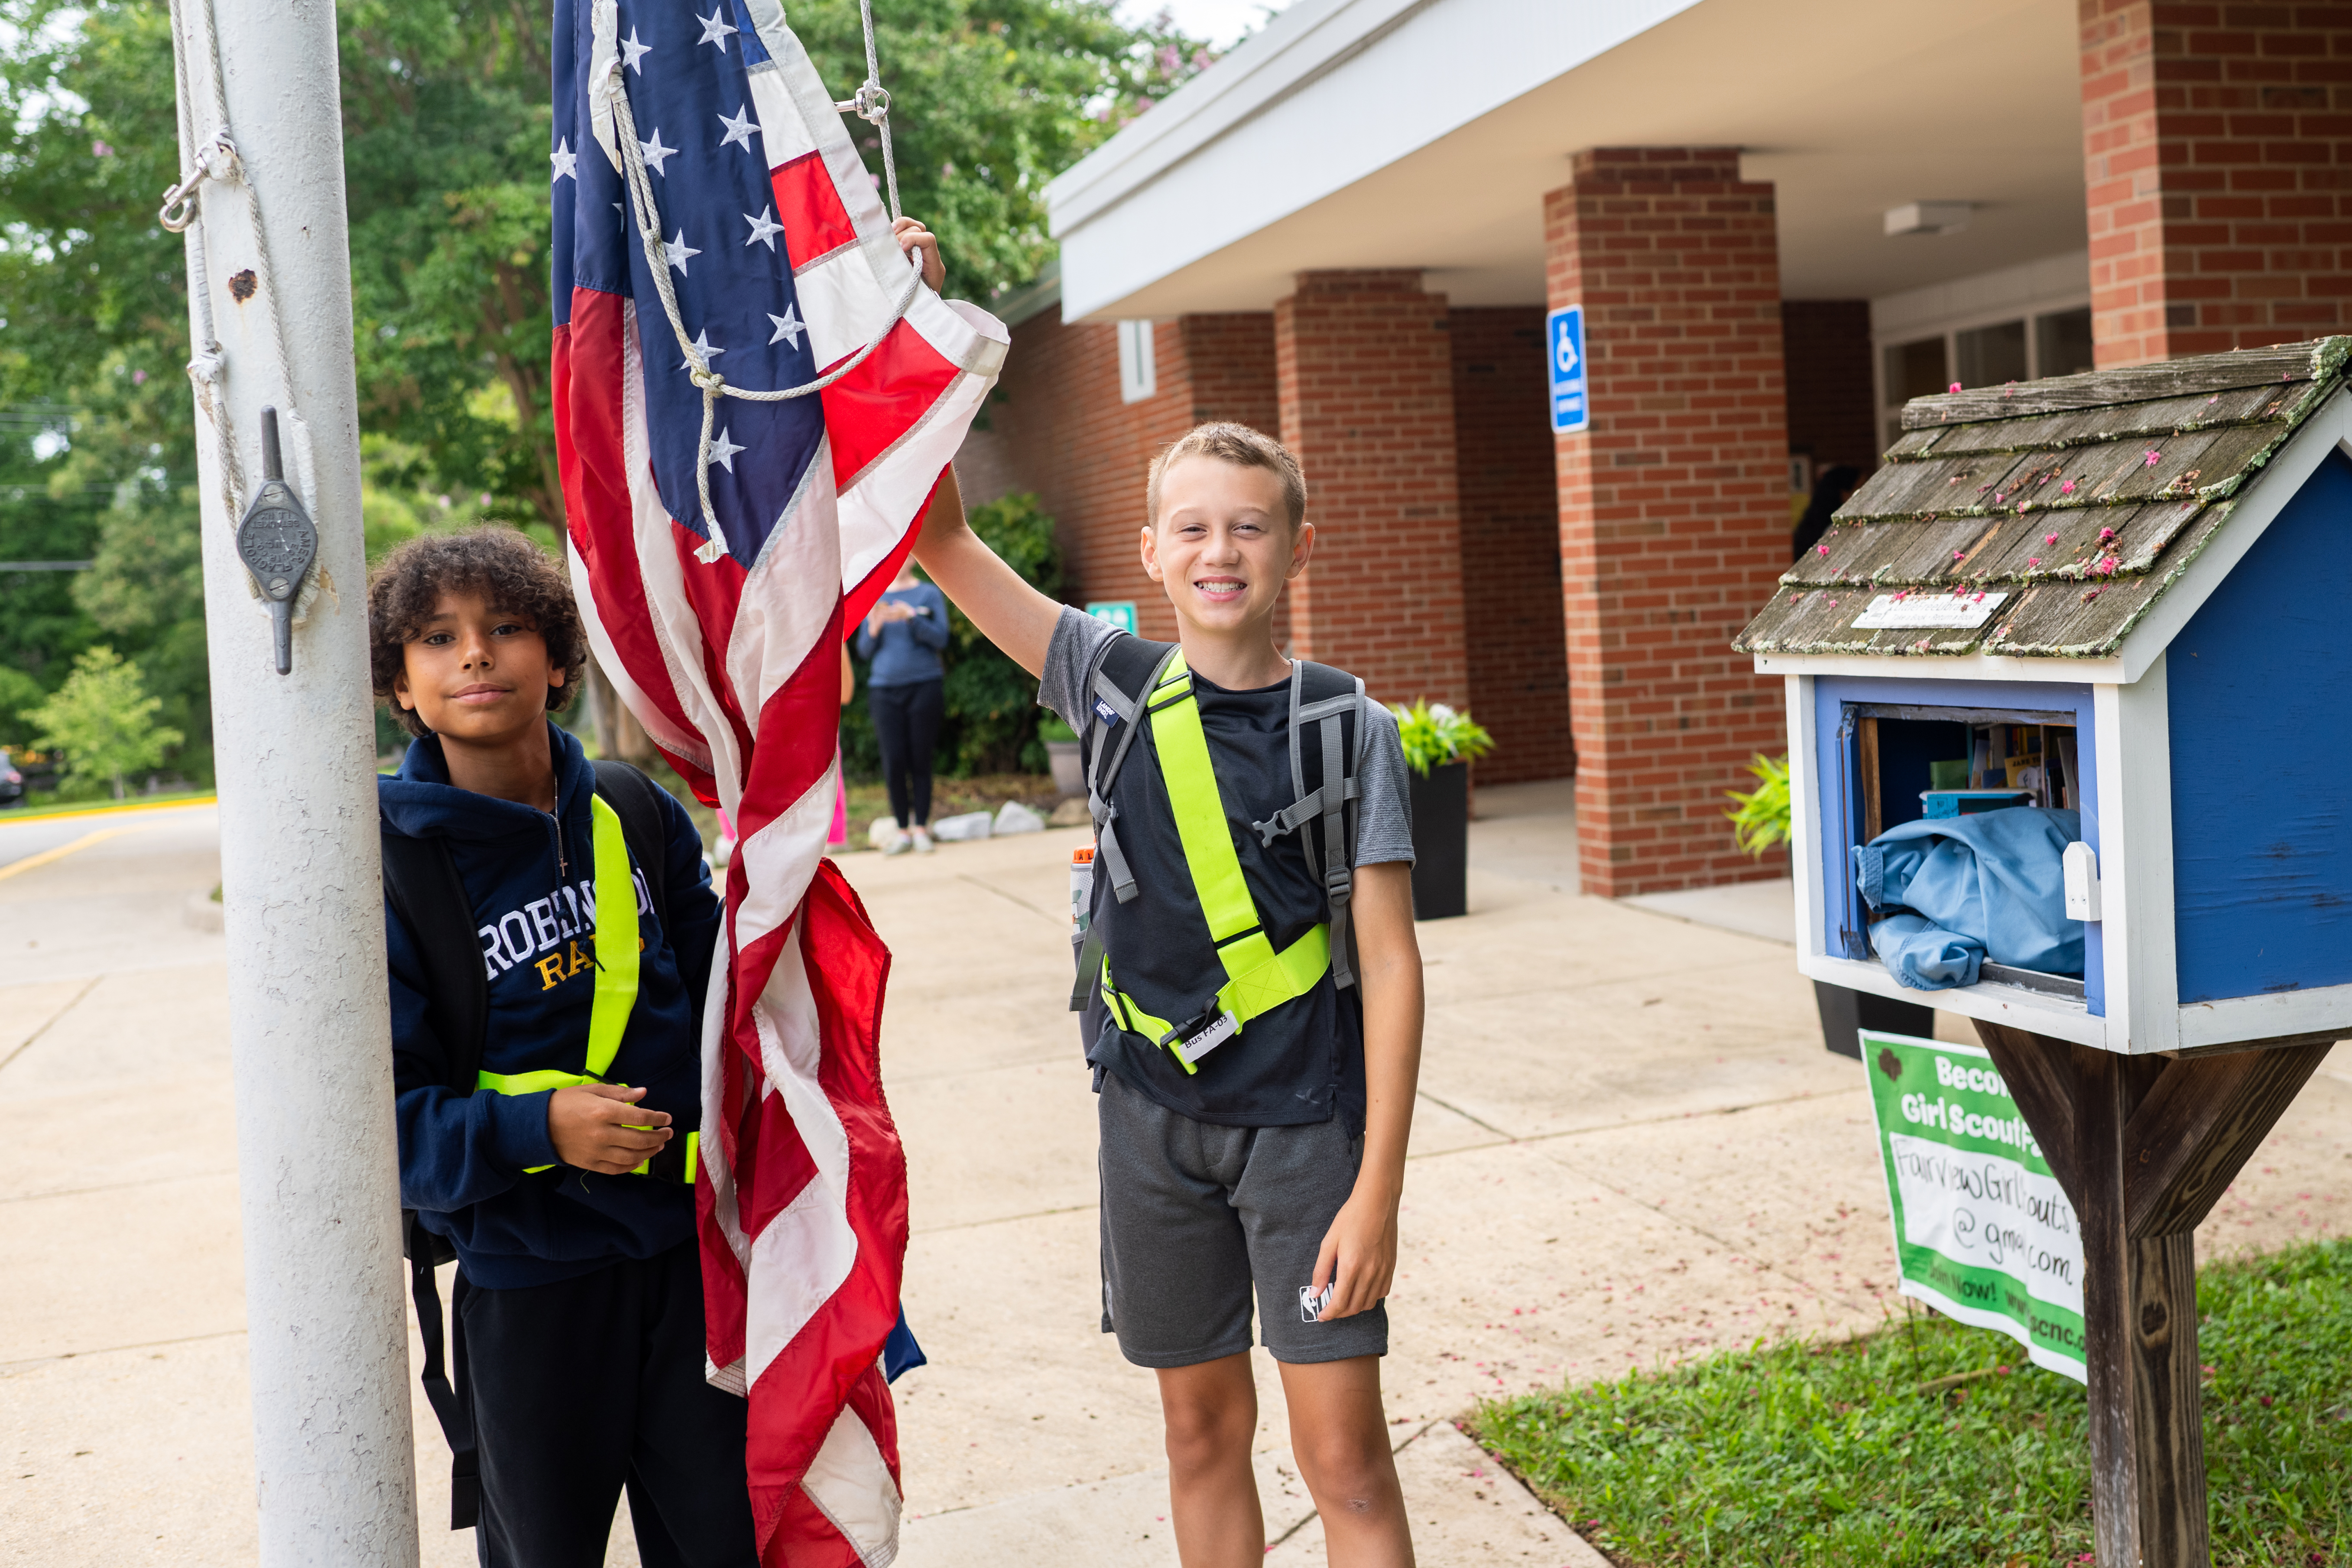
[1547,305,1588,435]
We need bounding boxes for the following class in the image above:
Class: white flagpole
[167,0,419,1558]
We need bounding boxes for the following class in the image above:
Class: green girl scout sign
[1862,1030,2087,1383]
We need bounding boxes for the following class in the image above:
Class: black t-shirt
[1039,610,1413,1130]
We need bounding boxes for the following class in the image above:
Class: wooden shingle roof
[1732,338,2352,658]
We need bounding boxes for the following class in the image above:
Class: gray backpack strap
[1248,664,1367,989]
[1319,676,1367,989]
[1084,639,1179,908]
[1285,660,1315,883]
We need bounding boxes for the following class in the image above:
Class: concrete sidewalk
[5,796,2349,1565]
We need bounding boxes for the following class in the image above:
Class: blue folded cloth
[1869,912,1985,989]
[1853,806,2083,990]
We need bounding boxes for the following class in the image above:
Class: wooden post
[1976,1024,2331,1568]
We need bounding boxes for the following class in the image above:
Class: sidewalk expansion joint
[955,873,1063,928]
[0,1165,238,1206]
[1414,1090,1512,1139]
[1406,1084,1869,1163]
[0,972,101,1078]
[1,1327,246,1377]
[912,1199,1097,1237]
[1422,954,1796,1011]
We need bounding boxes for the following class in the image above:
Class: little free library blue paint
[1736,339,2352,1567]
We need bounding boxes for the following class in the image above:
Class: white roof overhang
[1047,0,2084,321]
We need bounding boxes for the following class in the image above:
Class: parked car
[0,749,22,806]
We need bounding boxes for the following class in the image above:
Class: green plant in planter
[1038,712,1078,743]
[1388,700,1496,777]
[1725,751,1792,856]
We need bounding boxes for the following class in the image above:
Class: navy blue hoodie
[380,723,723,1288]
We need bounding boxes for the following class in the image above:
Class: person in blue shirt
[852,562,950,854]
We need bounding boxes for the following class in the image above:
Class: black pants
[869,678,944,828]
[456,1241,756,1568]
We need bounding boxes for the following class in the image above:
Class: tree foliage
[0,0,1206,781]
[841,489,1064,780]
[29,643,182,796]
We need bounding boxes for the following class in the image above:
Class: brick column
[989,308,1276,644]
[2082,0,2352,367]
[1275,271,1466,706]
[1546,148,1789,898]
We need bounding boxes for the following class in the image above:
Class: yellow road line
[0,827,127,885]
[0,794,217,828]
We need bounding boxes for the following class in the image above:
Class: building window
[1876,307,2094,450]
[1117,320,1157,404]
[2035,308,2094,379]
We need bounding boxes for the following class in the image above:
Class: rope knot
[691,366,726,393]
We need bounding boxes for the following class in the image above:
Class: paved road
[0,803,227,990]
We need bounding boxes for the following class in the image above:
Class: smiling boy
[369,529,752,1567]
[914,424,1425,1566]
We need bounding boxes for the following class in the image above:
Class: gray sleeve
[1351,700,1415,866]
[1037,606,1120,732]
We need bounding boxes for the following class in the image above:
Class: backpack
[377,758,675,1530]
[1069,634,1367,1038]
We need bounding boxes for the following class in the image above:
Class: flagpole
[169,0,419,1560]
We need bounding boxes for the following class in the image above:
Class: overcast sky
[1122,0,1286,50]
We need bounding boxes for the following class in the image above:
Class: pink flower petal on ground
[1950,382,1962,393]
[1953,550,1966,561]
[2146,448,2164,466]
[1818,544,1830,555]
[2099,527,2116,541]
[2046,532,2060,544]
[2060,480,2076,495]
[2028,557,2041,567]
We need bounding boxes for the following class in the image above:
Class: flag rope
[159,0,321,627]
[606,68,923,558]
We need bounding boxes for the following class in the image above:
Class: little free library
[1736,338,2352,1568]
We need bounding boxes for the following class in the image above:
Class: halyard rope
[838,0,901,222]
[606,59,922,550]
[161,0,313,620]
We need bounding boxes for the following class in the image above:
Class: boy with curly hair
[369,528,750,1566]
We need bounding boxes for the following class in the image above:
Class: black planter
[1406,761,1469,919]
[1813,980,1935,1060]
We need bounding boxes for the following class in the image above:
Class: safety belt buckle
[1160,1007,1239,1068]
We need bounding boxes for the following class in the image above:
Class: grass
[1473,1237,2352,1567]
[0,788,217,822]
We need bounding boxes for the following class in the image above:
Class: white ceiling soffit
[1048,0,2085,322]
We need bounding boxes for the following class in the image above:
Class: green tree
[29,643,183,798]
[789,0,1213,297]
[845,490,1063,779]
[0,0,1210,777]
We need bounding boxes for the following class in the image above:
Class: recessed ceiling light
[1884,201,1973,237]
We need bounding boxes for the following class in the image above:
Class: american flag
[550,1,1006,1561]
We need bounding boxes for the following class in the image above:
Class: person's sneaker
[911,826,935,854]
[882,829,913,857]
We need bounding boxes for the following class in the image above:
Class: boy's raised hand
[548,1083,673,1175]
[892,217,945,293]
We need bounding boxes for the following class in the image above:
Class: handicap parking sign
[1547,305,1588,435]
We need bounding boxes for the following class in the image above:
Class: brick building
[956,0,2352,897]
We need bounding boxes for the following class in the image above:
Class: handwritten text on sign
[1863,1031,2086,1382]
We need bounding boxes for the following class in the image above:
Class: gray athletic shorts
[1096,1069,1389,1368]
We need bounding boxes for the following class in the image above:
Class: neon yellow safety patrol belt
[1098,650,1332,1074]
[473,795,695,1182]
